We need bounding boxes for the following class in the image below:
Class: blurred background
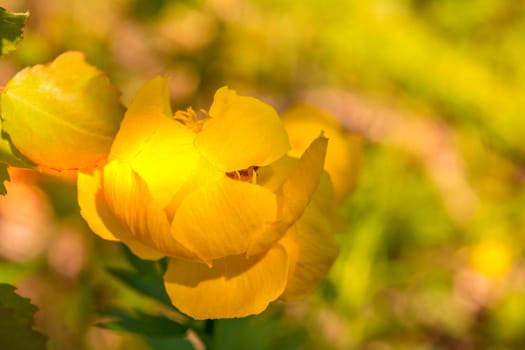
[1,0,525,349]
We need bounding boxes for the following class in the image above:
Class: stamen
[226,166,259,183]
[173,107,209,132]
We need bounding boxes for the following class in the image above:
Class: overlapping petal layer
[164,245,288,320]
[195,87,290,172]
[247,135,328,257]
[282,104,362,202]
[171,176,278,262]
[77,168,164,260]
[280,173,339,299]
[102,160,197,261]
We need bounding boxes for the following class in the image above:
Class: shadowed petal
[247,135,328,257]
[164,244,288,319]
[171,176,278,262]
[280,173,339,299]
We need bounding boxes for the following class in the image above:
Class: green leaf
[121,243,168,276]
[0,164,8,195]
[0,51,125,171]
[0,284,36,319]
[97,308,188,338]
[213,311,307,350]
[0,283,46,350]
[97,308,195,349]
[107,245,172,307]
[0,8,28,55]
[0,130,36,168]
[107,267,173,307]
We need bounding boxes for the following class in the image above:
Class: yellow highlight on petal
[110,76,201,207]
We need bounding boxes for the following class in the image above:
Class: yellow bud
[1,51,124,171]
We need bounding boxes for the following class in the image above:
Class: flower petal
[247,135,328,257]
[110,76,200,207]
[101,160,198,261]
[171,175,278,262]
[279,173,339,299]
[164,244,288,320]
[282,104,363,203]
[194,87,290,172]
[77,168,164,260]
[280,135,328,221]
[256,155,296,193]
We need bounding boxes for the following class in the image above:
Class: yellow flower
[0,52,124,171]
[77,77,338,319]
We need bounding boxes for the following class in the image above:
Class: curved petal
[256,155,296,193]
[110,76,200,207]
[101,160,198,261]
[247,135,328,257]
[282,104,363,203]
[77,168,164,260]
[164,244,288,320]
[280,135,328,221]
[194,87,290,172]
[279,173,339,300]
[171,175,278,262]
[163,157,223,221]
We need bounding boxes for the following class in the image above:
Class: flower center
[225,166,259,183]
[174,107,209,132]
